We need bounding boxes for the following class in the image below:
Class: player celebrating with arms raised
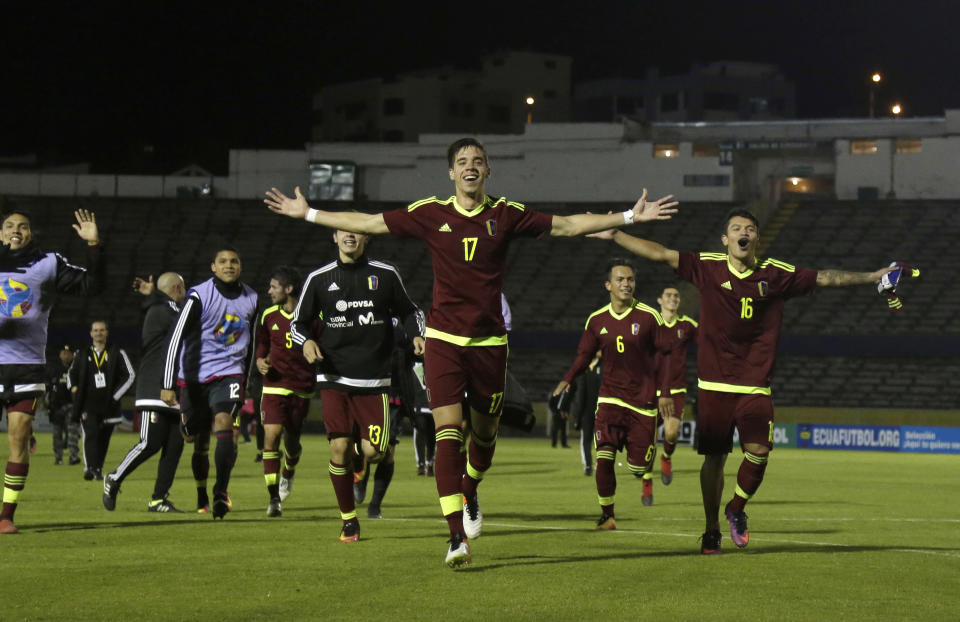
[266,137,677,567]
[593,209,893,553]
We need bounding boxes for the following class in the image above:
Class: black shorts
[180,377,243,437]
[0,363,46,411]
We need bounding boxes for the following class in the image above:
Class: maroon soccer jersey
[382,195,553,341]
[255,305,316,394]
[676,252,817,392]
[562,301,670,412]
[656,315,698,394]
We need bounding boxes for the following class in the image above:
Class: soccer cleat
[660,455,673,485]
[212,493,231,519]
[417,464,426,476]
[196,505,211,514]
[83,469,95,481]
[426,463,434,477]
[93,469,103,481]
[700,529,722,554]
[367,504,382,519]
[725,503,750,548]
[462,493,483,539]
[338,520,360,543]
[254,452,263,463]
[54,457,63,465]
[642,477,654,506]
[69,456,82,466]
[148,499,183,513]
[353,477,367,505]
[0,518,19,534]
[266,498,282,517]
[102,474,120,511]
[445,533,471,568]
[279,474,294,502]
[584,465,593,476]
[594,513,617,530]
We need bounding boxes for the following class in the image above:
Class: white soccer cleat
[445,534,471,569]
[279,474,293,502]
[463,493,483,539]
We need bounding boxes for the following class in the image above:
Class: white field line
[378,517,960,559]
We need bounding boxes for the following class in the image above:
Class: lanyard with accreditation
[91,348,108,389]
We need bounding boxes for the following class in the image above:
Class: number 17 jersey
[382,195,553,343]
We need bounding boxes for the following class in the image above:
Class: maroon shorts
[260,393,311,430]
[696,389,774,455]
[1,396,39,417]
[594,403,657,470]
[424,338,507,415]
[320,389,390,453]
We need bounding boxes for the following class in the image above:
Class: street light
[869,72,882,118]
[891,103,902,116]
[525,96,535,124]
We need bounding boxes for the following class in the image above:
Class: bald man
[103,273,188,512]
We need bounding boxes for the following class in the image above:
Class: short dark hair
[723,208,759,233]
[1,209,33,226]
[447,137,487,168]
[90,319,109,330]
[271,265,303,298]
[605,257,636,281]
[211,245,241,263]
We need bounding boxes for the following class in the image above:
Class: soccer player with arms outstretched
[0,208,102,533]
[266,137,677,567]
[255,266,316,517]
[553,259,674,530]
[593,209,893,552]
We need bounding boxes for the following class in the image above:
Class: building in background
[312,51,572,142]
[574,61,796,123]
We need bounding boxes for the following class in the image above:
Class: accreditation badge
[94,372,106,388]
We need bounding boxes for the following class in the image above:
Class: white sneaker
[279,474,293,502]
[445,534,471,568]
[463,493,483,539]
[266,498,282,517]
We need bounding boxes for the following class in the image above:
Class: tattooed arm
[816,267,893,287]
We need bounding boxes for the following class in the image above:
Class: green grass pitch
[7,433,958,621]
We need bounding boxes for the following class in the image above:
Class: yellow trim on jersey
[425,327,508,347]
[700,252,728,261]
[760,258,796,272]
[656,388,688,396]
[597,397,657,417]
[664,314,699,328]
[453,196,490,217]
[261,386,315,399]
[727,258,755,279]
[260,304,280,324]
[584,304,612,328]
[698,378,772,395]
[407,196,441,212]
[633,302,664,325]
[506,200,526,211]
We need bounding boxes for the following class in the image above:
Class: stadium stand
[7,196,955,409]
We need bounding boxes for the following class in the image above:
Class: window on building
[896,139,923,154]
[661,92,679,112]
[487,104,510,123]
[683,174,731,187]
[654,144,680,158]
[308,161,356,201]
[705,92,740,111]
[692,143,719,157]
[850,140,879,154]
[383,98,405,116]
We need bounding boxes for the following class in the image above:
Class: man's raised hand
[264,186,309,219]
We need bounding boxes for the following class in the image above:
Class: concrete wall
[836,137,960,200]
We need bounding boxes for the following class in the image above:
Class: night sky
[4,0,958,174]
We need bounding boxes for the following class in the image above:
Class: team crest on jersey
[0,278,33,318]
[368,275,379,290]
[758,281,769,297]
[212,313,246,345]
[631,323,640,335]
[485,219,497,236]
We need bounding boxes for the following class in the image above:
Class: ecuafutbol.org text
[813,428,900,448]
